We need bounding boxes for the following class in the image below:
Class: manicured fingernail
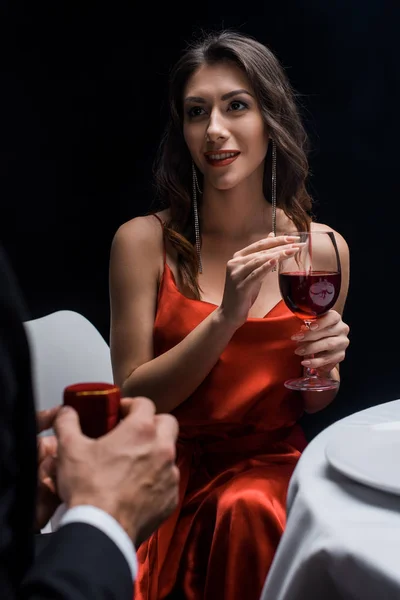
[291,333,305,340]
[295,348,306,355]
[309,323,319,330]
[285,235,300,242]
[301,360,311,366]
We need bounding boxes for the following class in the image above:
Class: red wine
[279,271,341,320]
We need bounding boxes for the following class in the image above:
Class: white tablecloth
[260,398,400,600]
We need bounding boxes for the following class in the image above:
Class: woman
[109,29,350,600]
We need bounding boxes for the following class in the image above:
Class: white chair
[24,309,114,413]
[24,309,114,531]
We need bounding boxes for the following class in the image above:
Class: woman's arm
[109,216,238,414]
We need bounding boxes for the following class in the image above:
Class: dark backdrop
[1,1,399,436]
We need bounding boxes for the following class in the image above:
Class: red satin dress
[135,217,307,600]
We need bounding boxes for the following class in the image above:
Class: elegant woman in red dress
[109,30,350,600]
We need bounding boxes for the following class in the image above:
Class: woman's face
[183,61,269,191]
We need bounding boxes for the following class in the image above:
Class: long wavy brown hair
[152,29,312,299]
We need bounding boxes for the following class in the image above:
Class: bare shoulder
[277,212,348,251]
[310,221,349,256]
[111,210,170,257]
[109,212,170,286]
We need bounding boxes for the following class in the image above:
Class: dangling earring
[271,139,277,270]
[271,139,277,236]
[192,161,203,273]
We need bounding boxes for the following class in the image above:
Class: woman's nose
[205,111,228,142]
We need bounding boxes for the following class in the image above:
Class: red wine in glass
[278,231,342,391]
[279,271,341,321]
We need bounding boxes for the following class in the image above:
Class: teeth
[207,152,237,160]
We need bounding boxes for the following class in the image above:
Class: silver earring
[271,140,277,271]
[271,139,277,236]
[192,162,203,273]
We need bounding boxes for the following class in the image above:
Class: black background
[1,1,399,436]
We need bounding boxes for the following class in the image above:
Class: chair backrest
[24,309,114,413]
[24,310,114,532]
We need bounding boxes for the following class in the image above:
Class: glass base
[284,375,339,392]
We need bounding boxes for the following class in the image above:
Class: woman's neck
[201,180,273,239]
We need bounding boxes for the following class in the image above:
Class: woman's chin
[208,176,242,192]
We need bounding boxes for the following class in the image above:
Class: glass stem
[304,320,318,378]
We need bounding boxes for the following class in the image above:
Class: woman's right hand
[219,233,302,328]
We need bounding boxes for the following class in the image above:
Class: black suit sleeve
[21,523,134,599]
[0,245,38,598]
[0,246,134,599]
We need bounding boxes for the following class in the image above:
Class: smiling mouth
[204,151,240,167]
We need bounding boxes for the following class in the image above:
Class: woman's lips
[204,151,240,167]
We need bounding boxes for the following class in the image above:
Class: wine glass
[278,230,341,391]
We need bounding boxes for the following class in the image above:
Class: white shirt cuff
[59,505,137,581]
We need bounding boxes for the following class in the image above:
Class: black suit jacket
[0,246,134,599]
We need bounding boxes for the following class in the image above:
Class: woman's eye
[187,106,206,118]
[229,100,248,111]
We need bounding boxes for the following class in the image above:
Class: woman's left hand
[291,310,350,374]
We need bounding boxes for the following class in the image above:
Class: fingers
[238,245,301,284]
[38,455,58,494]
[309,310,342,331]
[301,350,347,371]
[316,362,340,375]
[294,329,349,370]
[169,464,180,504]
[291,311,349,343]
[37,435,58,463]
[53,405,84,449]
[120,396,156,419]
[154,414,179,444]
[290,311,350,370]
[154,414,179,462]
[114,397,160,448]
[295,335,349,360]
[119,402,178,457]
[234,235,301,258]
[242,257,278,283]
[36,406,61,433]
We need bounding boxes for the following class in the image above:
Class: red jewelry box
[63,382,120,438]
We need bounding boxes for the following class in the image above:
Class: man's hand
[34,407,62,531]
[53,396,180,546]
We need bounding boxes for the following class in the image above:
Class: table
[260,398,400,600]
